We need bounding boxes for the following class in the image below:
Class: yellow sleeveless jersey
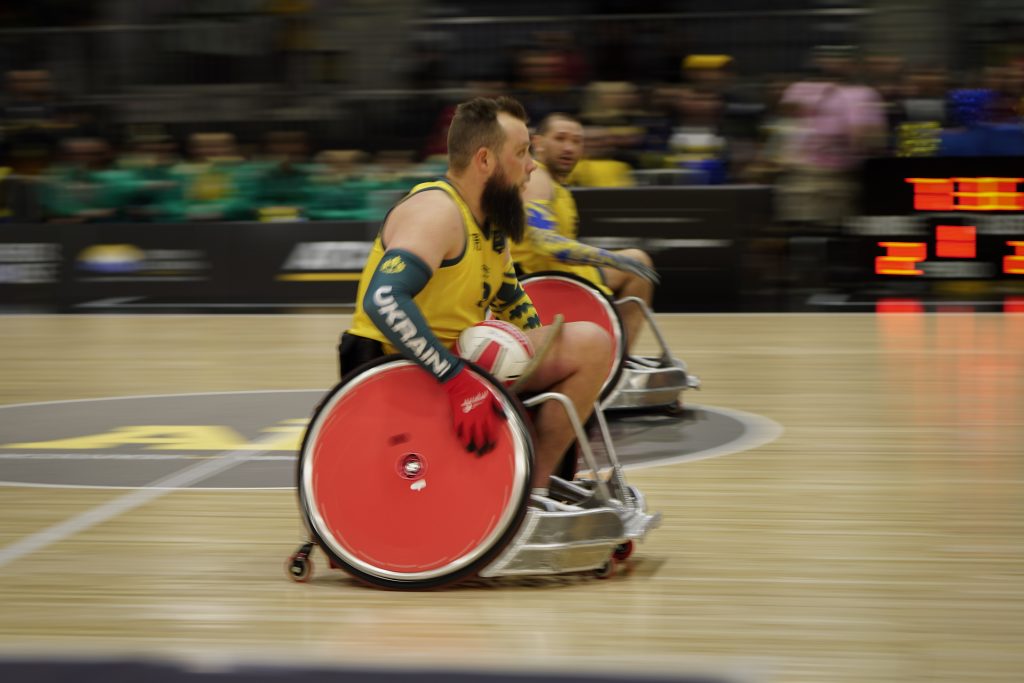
[349,179,508,351]
[511,163,609,294]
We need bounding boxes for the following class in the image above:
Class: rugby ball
[455,320,534,386]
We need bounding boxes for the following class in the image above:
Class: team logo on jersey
[381,255,406,274]
[471,233,482,251]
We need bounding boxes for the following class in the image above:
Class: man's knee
[562,320,612,370]
[619,248,653,268]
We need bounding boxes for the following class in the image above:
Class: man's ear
[473,146,493,175]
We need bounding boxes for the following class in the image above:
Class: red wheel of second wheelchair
[297,357,533,589]
[520,271,626,401]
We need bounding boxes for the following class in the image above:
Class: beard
[481,167,525,243]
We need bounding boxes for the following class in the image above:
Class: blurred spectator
[579,81,639,127]
[863,53,907,138]
[569,126,635,188]
[684,55,767,177]
[629,85,678,161]
[41,137,134,222]
[162,132,258,222]
[895,66,950,156]
[513,38,578,123]
[306,149,373,221]
[254,130,314,222]
[933,64,1024,156]
[773,47,886,230]
[578,81,648,169]
[938,72,1024,156]
[666,85,728,184]
[115,126,181,221]
[743,74,808,183]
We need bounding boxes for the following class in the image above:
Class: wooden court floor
[0,312,1022,682]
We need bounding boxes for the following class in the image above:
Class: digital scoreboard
[852,157,1024,280]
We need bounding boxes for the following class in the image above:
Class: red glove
[442,367,505,455]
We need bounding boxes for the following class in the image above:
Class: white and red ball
[455,320,534,386]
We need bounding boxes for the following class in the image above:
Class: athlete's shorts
[338,332,385,379]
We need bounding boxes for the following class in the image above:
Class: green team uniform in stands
[161,160,259,222]
[253,161,317,221]
[41,165,137,221]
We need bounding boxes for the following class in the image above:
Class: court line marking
[0,388,326,410]
[0,389,784,489]
[0,452,296,461]
[618,405,784,469]
[0,439,276,570]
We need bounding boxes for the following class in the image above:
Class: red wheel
[613,540,634,561]
[297,357,533,590]
[521,272,626,401]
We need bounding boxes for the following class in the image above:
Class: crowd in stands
[3,43,1024,225]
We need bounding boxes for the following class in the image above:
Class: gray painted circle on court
[0,391,782,489]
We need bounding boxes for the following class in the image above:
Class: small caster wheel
[594,559,616,579]
[287,552,312,582]
[613,540,634,561]
[287,543,314,582]
[662,400,686,417]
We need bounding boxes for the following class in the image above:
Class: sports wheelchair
[520,272,700,412]
[286,356,660,589]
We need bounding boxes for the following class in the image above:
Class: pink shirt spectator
[781,80,885,171]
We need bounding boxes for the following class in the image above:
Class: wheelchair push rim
[297,357,533,589]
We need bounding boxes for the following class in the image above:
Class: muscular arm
[524,200,651,274]
[362,192,465,382]
[520,162,655,278]
[489,252,541,330]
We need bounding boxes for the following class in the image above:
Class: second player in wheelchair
[511,113,699,412]
[288,97,659,588]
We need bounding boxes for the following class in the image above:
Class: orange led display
[906,177,1024,211]
[1005,241,1024,275]
[906,178,955,210]
[935,225,976,258]
[876,242,926,276]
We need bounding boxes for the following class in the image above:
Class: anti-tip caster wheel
[594,559,617,579]
[612,540,634,561]
[287,543,315,582]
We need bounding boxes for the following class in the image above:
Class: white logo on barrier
[282,242,372,270]
[0,243,61,284]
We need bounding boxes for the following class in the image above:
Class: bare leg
[599,248,654,354]
[518,321,611,489]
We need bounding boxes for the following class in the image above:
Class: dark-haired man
[342,97,611,496]
[513,112,658,351]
